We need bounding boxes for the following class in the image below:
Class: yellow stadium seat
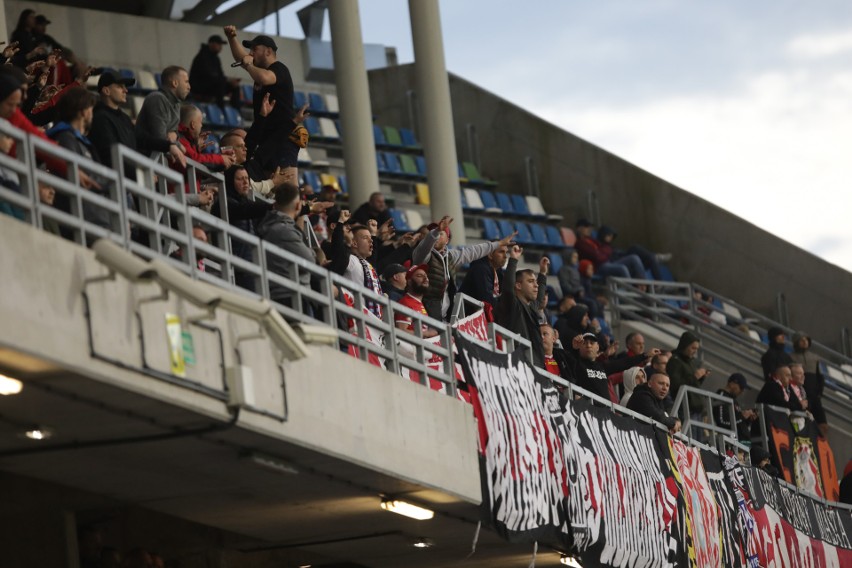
[415,183,430,205]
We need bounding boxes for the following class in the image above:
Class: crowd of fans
[0,8,839,481]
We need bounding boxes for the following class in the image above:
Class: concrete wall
[0,215,481,503]
[369,65,852,350]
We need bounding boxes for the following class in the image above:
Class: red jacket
[8,108,68,176]
[575,236,612,267]
[172,124,225,175]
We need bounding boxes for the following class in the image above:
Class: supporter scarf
[358,256,383,319]
[772,377,790,402]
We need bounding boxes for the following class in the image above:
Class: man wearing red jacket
[573,218,644,279]
[173,104,235,172]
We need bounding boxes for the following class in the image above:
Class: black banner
[456,333,852,567]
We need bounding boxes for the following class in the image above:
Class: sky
[236,0,852,274]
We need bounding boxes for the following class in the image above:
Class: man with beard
[395,264,439,338]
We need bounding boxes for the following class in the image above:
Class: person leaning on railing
[626,372,681,434]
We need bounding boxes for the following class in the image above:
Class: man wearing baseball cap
[381,263,408,303]
[189,34,241,110]
[394,264,438,338]
[89,71,137,169]
[223,25,298,183]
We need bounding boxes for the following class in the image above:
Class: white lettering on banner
[563,405,678,567]
[812,503,852,548]
[471,353,569,536]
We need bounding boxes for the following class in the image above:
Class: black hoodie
[554,305,589,344]
[760,327,793,380]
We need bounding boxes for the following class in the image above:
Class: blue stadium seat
[294,91,307,110]
[514,222,534,245]
[383,152,402,175]
[498,220,515,239]
[482,218,501,240]
[545,225,565,248]
[203,105,226,127]
[376,153,388,174]
[495,192,515,214]
[373,125,387,146]
[241,84,254,105]
[658,265,675,282]
[337,175,348,194]
[399,127,418,147]
[308,92,326,112]
[479,190,501,212]
[547,252,563,274]
[303,116,322,137]
[530,223,549,246]
[460,190,468,209]
[223,106,242,128]
[511,194,532,217]
[118,68,135,81]
[154,73,162,88]
[415,156,427,176]
[201,133,219,154]
[389,208,411,232]
[302,170,321,190]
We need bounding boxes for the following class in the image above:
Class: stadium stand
[1,4,850,567]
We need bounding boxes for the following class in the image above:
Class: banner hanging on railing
[763,405,840,500]
[454,333,852,567]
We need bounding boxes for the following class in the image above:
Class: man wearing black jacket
[627,373,681,433]
[89,72,137,169]
[561,332,656,404]
[189,35,240,109]
[495,245,547,367]
[756,365,806,411]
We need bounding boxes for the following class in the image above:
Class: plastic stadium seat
[462,161,482,182]
[241,84,254,105]
[498,220,515,239]
[399,127,418,148]
[495,192,515,214]
[303,116,321,137]
[324,93,339,113]
[383,126,403,147]
[478,190,502,213]
[382,152,402,175]
[201,133,219,154]
[302,170,321,190]
[543,226,561,247]
[458,162,468,182]
[514,222,534,245]
[318,118,339,139]
[547,252,563,274]
[405,209,424,230]
[294,91,307,110]
[136,70,158,91]
[389,209,411,232]
[463,188,484,211]
[154,73,162,88]
[297,148,312,167]
[373,125,387,146]
[119,68,135,81]
[223,106,242,128]
[203,105,226,127]
[526,196,547,218]
[560,227,576,247]
[482,218,501,240]
[131,96,145,116]
[511,194,532,217]
[319,173,339,190]
[376,153,388,174]
[530,223,549,246]
[308,92,327,113]
[415,156,427,176]
[658,265,675,282]
[399,154,419,177]
[415,183,430,205]
[337,175,348,194]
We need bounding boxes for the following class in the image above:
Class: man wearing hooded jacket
[761,327,793,380]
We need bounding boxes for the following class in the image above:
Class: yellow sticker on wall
[165,313,186,377]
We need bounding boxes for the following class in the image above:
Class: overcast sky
[243,0,852,274]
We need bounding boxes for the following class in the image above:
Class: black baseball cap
[381,264,407,281]
[97,71,136,90]
[728,372,748,390]
[576,218,593,228]
[242,35,278,52]
[581,332,598,343]
[35,15,51,25]
[208,34,226,44]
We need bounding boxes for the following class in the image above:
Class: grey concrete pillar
[0,0,8,42]
[327,0,380,211]
[408,0,464,243]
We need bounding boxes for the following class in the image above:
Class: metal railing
[670,385,750,455]
[608,278,852,401]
